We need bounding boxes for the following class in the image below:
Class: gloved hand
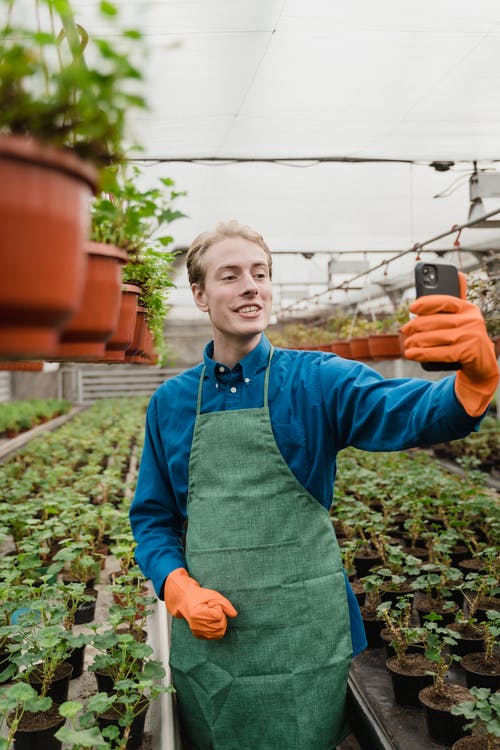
[164,567,237,639]
[401,276,499,417]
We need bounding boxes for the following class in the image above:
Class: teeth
[238,306,259,313]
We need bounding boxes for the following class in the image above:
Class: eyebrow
[216,262,268,273]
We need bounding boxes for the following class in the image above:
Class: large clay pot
[55,242,128,361]
[0,135,96,359]
[105,284,142,362]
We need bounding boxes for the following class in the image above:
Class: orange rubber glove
[163,567,237,640]
[401,276,499,417]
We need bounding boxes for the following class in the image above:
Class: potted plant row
[332,445,499,747]
[0,397,175,748]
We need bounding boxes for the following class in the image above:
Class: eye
[254,272,267,279]
[222,274,236,282]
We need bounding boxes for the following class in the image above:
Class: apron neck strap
[196,344,275,415]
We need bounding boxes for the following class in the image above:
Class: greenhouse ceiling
[73,0,500,320]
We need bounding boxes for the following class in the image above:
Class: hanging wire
[276,205,500,316]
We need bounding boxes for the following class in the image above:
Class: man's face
[192,236,273,346]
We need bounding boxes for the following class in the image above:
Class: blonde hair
[186,220,272,287]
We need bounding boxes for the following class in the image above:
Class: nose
[241,272,259,295]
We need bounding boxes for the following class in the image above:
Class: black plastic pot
[448,623,486,658]
[13,706,64,750]
[29,662,73,704]
[72,588,98,625]
[460,652,500,691]
[66,644,86,679]
[360,610,385,648]
[385,655,434,707]
[418,684,471,746]
[93,667,115,695]
[97,700,148,750]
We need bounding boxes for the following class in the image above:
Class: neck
[212,332,262,369]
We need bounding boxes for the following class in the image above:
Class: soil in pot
[448,622,486,657]
[460,652,500,691]
[452,737,500,750]
[380,582,414,606]
[29,662,73,705]
[12,705,65,750]
[415,598,458,625]
[386,653,435,707]
[419,683,472,746]
[380,627,425,660]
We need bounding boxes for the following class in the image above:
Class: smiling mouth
[235,305,261,313]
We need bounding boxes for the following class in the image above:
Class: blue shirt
[129,334,481,653]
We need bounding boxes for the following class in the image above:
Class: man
[129,220,498,750]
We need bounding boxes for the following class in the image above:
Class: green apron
[170,347,352,750]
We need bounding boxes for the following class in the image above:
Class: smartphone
[414,262,462,371]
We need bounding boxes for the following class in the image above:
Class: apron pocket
[187,539,309,630]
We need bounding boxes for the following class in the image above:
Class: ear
[191,283,209,313]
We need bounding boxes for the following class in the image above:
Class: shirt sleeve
[319,357,483,452]
[129,394,187,598]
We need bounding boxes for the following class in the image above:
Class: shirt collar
[203,334,272,386]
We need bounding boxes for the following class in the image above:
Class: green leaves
[0,0,147,165]
[451,687,500,740]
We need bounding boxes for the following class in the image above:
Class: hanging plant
[0,0,146,166]
[0,0,147,359]
[91,165,187,364]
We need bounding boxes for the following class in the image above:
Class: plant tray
[347,648,466,750]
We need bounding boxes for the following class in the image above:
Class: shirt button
[230,387,237,394]
[218,366,225,373]
[244,377,250,383]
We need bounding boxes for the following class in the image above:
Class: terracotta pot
[55,242,128,361]
[124,306,147,361]
[0,135,96,359]
[105,283,142,362]
[330,340,352,358]
[0,361,43,371]
[348,336,372,360]
[132,326,156,364]
[368,333,402,359]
